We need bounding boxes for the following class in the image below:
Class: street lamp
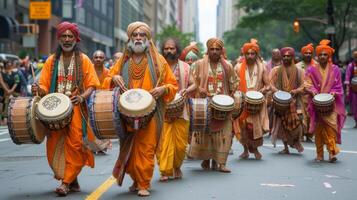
[293,19,300,33]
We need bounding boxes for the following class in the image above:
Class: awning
[0,15,19,39]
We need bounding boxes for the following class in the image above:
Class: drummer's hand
[198,87,208,97]
[31,83,39,96]
[290,89,298,96]
[70,95,84,105]
[179,89,188,98]
[112,75,127,91]
[150,86,166,99]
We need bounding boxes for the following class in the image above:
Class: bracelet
[78,95,85,103]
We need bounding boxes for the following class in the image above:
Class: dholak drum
[165,93,185,122]
[273,90,292,115]
[36,93,74,130]
[244,91,264,115]
[189,98,210,132]
[210,94,235,120]
[87,88,123,139]
[351,77,357,92]
[313,93,335,115]
[7,96,48,144]
[118,89,156,130]
[232,91,244,119]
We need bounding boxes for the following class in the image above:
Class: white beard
[60,42,76,52]
[128,39,149,53]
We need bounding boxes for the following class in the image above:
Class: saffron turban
[316,39,334,57]
[280,47,295,57]
[301,43,314,54]
[206,38,224,49]
[56,21,81,42]
[127,21,152,39]
[242,38,260,54]
[179,42,199,61]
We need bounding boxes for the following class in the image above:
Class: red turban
[242,38,260,54]
[316,39,334,57]
[179,42,200,61]
[301,43,314,54]
[280,47,295,57]
[56,21,81,42]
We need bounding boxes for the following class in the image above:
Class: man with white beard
[102,22,177,197]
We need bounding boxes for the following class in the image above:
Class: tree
[155,25,194,50]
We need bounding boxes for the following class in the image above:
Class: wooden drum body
[7,96,48,144]
[273,90,292,115]
[313,93,335,115]
[210,94,235,120]
[119,89,156,130]
[36,93,73,130]
[189,98,210,132]
[232,91,244,119]
[244,91,264,115]
[165,93,185,122]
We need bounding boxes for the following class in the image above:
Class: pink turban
[56,21,81,42]
[280,47,295,57]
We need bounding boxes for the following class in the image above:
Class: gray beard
[60,42,76,52]
[128,40,149,53]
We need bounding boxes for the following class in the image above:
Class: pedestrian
[270,47,304,154]
[233,39,270,160]
[103,21,178,197]
[156,38,196,181]
[345,51,357,128]
[31,21,100,196]
[304,39,346,162]
[188,38,237,172]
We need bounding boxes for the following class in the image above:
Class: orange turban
[242,38,260,54]
[206,38,224,49]
[127,21,152,39]
[179,42,200,61]
[316,39,334,57]
[56,21,81,42]
[301,43,314,54]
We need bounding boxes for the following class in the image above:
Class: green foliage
[156,25,195,50]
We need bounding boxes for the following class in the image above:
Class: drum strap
[50,60,59,93]
[122,60,129,88]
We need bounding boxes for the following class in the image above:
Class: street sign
[325,26,335,34]
[29,1,51,20]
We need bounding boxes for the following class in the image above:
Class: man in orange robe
[233,39,270,160]
[31,21,100,196]
[103,22,177,197]
[304,39,346,162]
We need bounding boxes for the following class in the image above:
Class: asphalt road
[0,116,356,200]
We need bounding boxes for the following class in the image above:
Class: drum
[210,94,235,120]
[313,93,335,115]
[165,93,185,122]
[351,77,357,92]
[7,96,48,144]
[36,93,73,130]
[189,98,210,132]
[273,90,292,115]
[244,91,264,115]
[232,91,244,119]
[118,89,156,130]
[87,88,123,139]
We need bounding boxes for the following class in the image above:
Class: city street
[0,116,356,200]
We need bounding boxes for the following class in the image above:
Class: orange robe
[97,67,109,89]
[39,54,100,184]
[106,55,177,190]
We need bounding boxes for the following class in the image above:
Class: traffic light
[293,20,300,33]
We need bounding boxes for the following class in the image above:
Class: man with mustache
[31,21,100,196]
[188,38,237,173]
[345,50,357,128]
[102,22,177,197]
[304,40,346,162]
[156,38,196,181]
[233,39,269,160]
[296,43,318,142]
[270,47,305,154]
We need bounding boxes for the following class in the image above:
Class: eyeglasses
[131,32,146,37]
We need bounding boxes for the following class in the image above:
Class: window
[94,0,100,10]
[62,0,73,18]
[101,0,107,15]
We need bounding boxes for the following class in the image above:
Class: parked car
[0,53,20,62]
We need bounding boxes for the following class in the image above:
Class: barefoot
[174,168,183,179]
[296,143,304,153]
[55,183,69,197]
[254,150,262,160]
[239,151,249,159]
[201,160,210,170]
[329,155,337,163]
[159,176,169,182]
[218,165,231,173]
[138,189,150,197]
[278,149,290,154]
[315,156,323,162]
[129,182,138,192]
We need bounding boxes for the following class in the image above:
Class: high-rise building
[216,0,245,39]
[177,0,199,42]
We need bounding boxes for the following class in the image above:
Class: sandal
[138,189,150,197]
[55,183,70,196]
[159,176,169,182]
[69,179,81,192]
[201,160,210,170]
[129,182,138,192]
[174,168,183,179]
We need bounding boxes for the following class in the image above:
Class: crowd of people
[4,20,356,197]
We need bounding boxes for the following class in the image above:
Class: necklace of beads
[207,63,224,95]
[57,54,75,95]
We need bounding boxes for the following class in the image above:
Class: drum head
[273,90,292,101]
[246,91,263,100]
[119,89,156,116]
[313,93,334,103]
[211,95,234,111]
[37,93,72,120]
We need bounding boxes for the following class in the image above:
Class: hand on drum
[150,86,166,99]
[112,75,127,92]
[31,83,39,96]
[179,89,188,98]
[290,89,298,96]
[198,87,209,97]
[70,95,84,105]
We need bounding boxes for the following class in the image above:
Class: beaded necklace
[207,62,224,95]
[128,57,147,88]
[57,54,75,95]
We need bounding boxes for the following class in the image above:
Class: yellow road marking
[86,176,116,200]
